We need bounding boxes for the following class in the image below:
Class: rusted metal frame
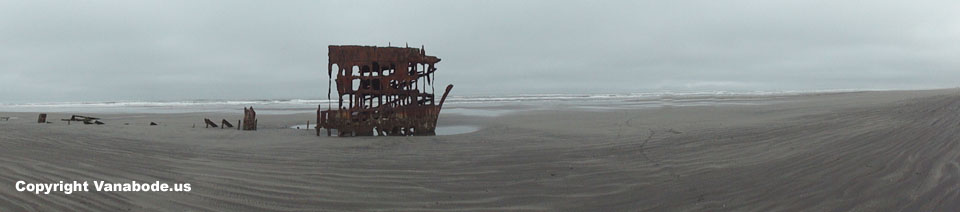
[319,45,451,136]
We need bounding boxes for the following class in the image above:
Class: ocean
[0,90,871,115]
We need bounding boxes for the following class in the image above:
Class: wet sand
[1,89,960,211]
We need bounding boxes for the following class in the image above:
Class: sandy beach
[1,89,959,211]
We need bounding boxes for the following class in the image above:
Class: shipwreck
[317,45,453,136]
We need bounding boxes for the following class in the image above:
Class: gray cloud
[2,0,959,103]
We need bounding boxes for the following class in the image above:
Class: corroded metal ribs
[318,45,453,136]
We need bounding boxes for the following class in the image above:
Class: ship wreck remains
[317,45,453,136]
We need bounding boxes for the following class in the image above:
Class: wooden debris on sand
[61,115,102,125]
[221,119,234,129]
[204,118,218,128]
[242,107,257,131]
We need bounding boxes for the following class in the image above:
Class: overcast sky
[1,0,959,103]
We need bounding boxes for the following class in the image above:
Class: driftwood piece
[38,114,47,123]
[0,117,9,121]
[221,119,234,128]
[204,118,218,128]
[69,115,99,121]
[242,107,257,131]
[58,114,103,125]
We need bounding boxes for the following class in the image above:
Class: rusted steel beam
[438,84,454,108]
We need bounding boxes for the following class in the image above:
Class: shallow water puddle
[290,125,480,135]
[289,124,313,130]
[441,108,514,117]
[434,125,480,135]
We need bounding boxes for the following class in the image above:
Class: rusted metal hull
[317,45,452,136]
[319,105,441,136]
